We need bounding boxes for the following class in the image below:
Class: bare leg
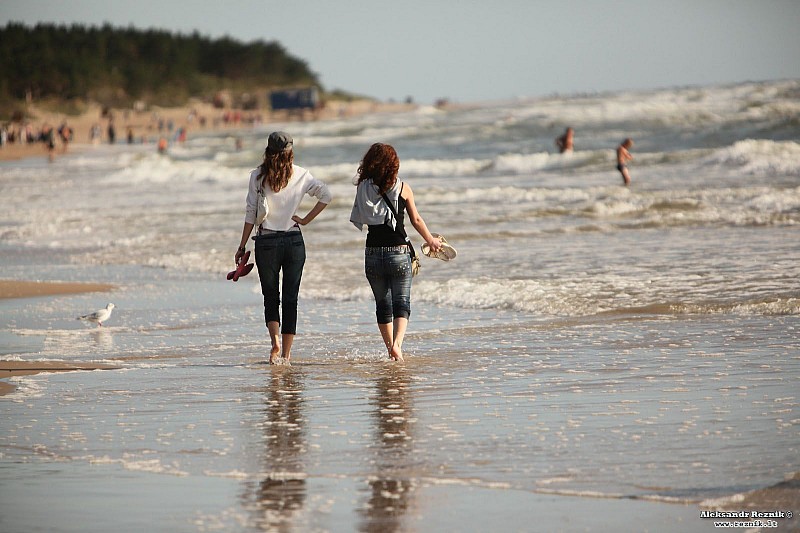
[378,322,393,359]
[281,334,295,365]
[621,168,631,186]
[268,321,281,364]
[390,317,408,362]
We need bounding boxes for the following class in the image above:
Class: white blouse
[244,164,332,231]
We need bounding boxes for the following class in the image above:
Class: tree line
[0,22,321,107]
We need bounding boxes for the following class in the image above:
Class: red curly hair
[356,143,400,194]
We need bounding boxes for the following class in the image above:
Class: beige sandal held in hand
[422,233,457,261]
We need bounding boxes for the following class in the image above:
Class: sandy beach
[1,81,798,532]
[0,280,117,395]
[0,98,416,162]
[0,360,120,394]
[0,280,115,299]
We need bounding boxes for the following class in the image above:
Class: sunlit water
[1,80,798,531]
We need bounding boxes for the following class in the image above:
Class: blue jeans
[254,232,306,334]
[365,246,412,324]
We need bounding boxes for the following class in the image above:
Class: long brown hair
[356,143,399,194]
[258,149,294,193]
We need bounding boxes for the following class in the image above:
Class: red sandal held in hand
[227,250,254,281]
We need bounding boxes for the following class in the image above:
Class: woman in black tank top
[366,186,408,247]
[351,143,442,362]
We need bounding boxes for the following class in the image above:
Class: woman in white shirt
[235,132,331,365]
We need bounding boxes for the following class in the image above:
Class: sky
[2,0,799,104]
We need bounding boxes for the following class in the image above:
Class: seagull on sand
[78,303,115,327]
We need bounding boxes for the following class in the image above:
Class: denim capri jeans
[365,245,412,324]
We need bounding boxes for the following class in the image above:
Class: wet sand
[1,275,797,531]
[2,89,798,531]
[0,280,115,300]
[0,279,118,395]
[0,361,121,395]
[701,472,800,522]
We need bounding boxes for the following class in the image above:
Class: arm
[402,183,441,252]
[292,201,328,226]
[244,170,259,225]
[293,173,331,226]
[235,222,254,264]
[621,147,633,162]
[236,170,259,264]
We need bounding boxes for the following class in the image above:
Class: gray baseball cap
[267,131,293,153]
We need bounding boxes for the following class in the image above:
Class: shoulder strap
[381,192,417,259]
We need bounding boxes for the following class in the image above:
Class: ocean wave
[406,139,800,179]
[309,138,800,181]
[100,151,246,186]
[401,156,492,177]
[511,80,800,131]
[700,471,800,512]
[491,151,605,174]
[307,150,615,180]
[556,195,790,231]
[85,454,189,476]
[705,139,800,176]
[403,278,609,317]
[603,297,800,317]
[533,487,698,505]
[402,150,612,178]
[322,278,800,318]
[85,138,800,196]
[416,183,800,227]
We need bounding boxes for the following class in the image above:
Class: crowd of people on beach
[0,110,243,164]
[0,107,224,160]
[0,121,69,158]
[0,120,80,161]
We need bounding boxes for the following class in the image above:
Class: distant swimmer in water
[555,127,574,153]
[616,138,634,186]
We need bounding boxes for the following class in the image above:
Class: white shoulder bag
[255,181,268,226]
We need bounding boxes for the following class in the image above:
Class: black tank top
[366,186,407,247]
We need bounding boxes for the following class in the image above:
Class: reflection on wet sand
[360,367,416,533]
[242,368,307,531]
[91,328,114,351]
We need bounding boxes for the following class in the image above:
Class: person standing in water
[555,127,574,153]
[616,138,634,186]
[350,143,442,362]
[235,132,331,365]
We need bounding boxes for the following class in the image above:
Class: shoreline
[0,280,115,300]
[0,279,120,395]
[0,99,417,163]
[0,361,121,396]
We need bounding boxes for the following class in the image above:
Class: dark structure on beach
[269,88,320,111]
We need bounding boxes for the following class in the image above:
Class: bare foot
[269,344,280,365]
[281,358,292,367]
[390,344,404,362]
